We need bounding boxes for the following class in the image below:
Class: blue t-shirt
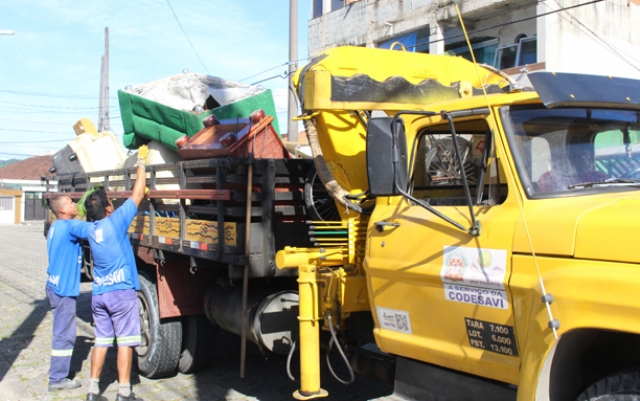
[46,219,90,297]
[88,198,140,295]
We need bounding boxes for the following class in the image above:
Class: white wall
[308,0,538,58]
[542,0,640,79]
[308,0,640,82]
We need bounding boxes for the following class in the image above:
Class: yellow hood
[513,193,640,263]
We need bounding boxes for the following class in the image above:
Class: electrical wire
[0,88,117,100]
[238,57,309,83]
[0,151,46,157]
[325,312,355,385]
[165,0,210,74]
[0,100,118,111]
[0,117,103,126]
[542,0,640,72]
[405,0,605,51]
[0,108,117,115]
[0,128,79,134]
[454,4,559,340]
[0,139,73,144]
[286,336,298,382]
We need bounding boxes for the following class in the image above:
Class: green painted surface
[119,89,280,151]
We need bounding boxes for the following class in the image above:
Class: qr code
[395,314,409,332]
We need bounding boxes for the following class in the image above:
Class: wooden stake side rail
[41,158,314,276]
[43,189,230,200]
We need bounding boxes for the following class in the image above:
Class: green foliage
[0,159,19,169]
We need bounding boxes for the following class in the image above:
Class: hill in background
[0,159,20,169]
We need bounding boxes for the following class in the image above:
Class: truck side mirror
[366,117,408,196]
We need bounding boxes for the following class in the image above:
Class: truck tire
[136,271,182,379]
[425,136,477,185]
[576,369,640,401]
[178,314,216,374]
[304,166,340,221]
[82,245,94,282]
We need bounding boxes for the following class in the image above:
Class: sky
[0,0,311,160]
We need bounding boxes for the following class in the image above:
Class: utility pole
[98,28,110,132]
[287,0,298,142]
[98,56,104,131]
[103,27,110,132]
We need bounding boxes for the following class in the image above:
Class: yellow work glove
[137,144,149,169]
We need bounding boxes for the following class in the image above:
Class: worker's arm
[130,145,149,207]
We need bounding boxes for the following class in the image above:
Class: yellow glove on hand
[137,144,149,168]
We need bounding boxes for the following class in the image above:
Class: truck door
[366,116,521,384]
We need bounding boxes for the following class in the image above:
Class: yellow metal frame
[282,45,640,401]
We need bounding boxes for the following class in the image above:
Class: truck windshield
[502,105,640,198]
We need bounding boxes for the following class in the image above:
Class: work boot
[48,378,81,391]
[86,393,108,401]
[115,393,144,401]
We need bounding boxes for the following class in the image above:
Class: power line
[238,57,309,83]
[0,139,73,144]
[0,88,118,100]
[0,107,122,115]
[543,0,640,72]
[165,0,210,74]
[406,0,606,51]
[0,132,124,143]
[0,117,102,125]
[0,100,118,111]
[0,128,79,134]
[0,151,47,157]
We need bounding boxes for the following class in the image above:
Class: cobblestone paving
[0,224,393,401]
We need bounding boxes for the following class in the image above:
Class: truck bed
[44,157,314,278]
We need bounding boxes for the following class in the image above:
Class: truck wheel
[304,166,340,221]
[136,271,182,379]
[576,369,640,400]
[425,136,477,185]
[82,245,94,282]
[178,315,216,374]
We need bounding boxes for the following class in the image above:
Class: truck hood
[513,193,640,263]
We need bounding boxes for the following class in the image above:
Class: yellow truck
[44,45,640,401]
[277,46,640,401]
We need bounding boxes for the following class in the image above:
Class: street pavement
[0,224,393,401]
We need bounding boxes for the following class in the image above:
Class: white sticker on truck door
[376,307,412,335]
[441,246,508,310]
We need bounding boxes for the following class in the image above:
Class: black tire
[425,136,477,185]
[82,245,94,282]
[178,315,216,374]
[136,271,183,379]
[304,166,340,221]
[576,369,640,401]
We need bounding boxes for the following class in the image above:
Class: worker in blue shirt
[83,145,148,401]
[46,195,90,392]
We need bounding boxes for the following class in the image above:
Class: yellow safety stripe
[117,335,141,344]
[51,349,73,357]
[95,337,114,345]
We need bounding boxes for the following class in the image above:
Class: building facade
[308,0,640,81]
[0,156,52,223]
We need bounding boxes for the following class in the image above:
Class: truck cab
[283,46,640,401]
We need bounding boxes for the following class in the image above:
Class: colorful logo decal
[443,252,466,282]
[441,246,508,310]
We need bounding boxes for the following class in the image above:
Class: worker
[82,145,148,401]
[45,195,90,392]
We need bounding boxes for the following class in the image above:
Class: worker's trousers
[46,286,77,385]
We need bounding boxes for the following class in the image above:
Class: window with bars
[0,197,13,211]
